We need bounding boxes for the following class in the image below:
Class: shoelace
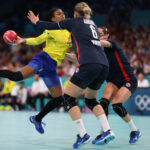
[75,134,84,144]
[130,131,137,138]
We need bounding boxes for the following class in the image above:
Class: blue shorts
[28,51,60,88]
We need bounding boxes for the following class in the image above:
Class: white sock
[74,119,86,137]
[99,121,103,134]
[97,114,111,132]
[128,119,137,131]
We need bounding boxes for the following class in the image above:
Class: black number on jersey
[90,25,98,39]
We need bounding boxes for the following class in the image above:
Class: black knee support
[64,94,77,111]
[85,98,99,111]
[53,96,64,106]
[100,98,110,116]
[0,70,24,81]
[112,103,127,117]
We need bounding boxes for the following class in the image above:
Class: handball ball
[3,30,17,44]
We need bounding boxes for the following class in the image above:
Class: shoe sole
[94,135,115,145]
[73,137,92,149]
[29,116,34,124]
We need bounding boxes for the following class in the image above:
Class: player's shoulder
[63,29,71,35]
[45,29,71,38]
[49,29,70,34]
[67,17,89,23]
[83,18,96,25]
[44,29,60,35]
[60,18,75,23]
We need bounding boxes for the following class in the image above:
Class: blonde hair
[74,2,92,19]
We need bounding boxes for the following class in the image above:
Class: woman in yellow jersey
[0,8,71,133]
[0,79,16,110]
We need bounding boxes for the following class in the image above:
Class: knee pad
[64,94,77,111]
[112,103,127,117]
[53,96,64,105]
[100,98,110,116]
[85,98,99,111]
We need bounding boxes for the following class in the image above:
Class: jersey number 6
[90,25,98,39]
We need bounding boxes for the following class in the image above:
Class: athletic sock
[35,96,64,122]
[99,118,104,134]
[74,119,86,138]
[0,70,23,81]
[97,114,111,132]
[128,119,138,131]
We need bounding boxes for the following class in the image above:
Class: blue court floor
[0,111,149,150]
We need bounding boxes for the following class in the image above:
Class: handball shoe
[73,133,92,149]
[129,130,141,144]
[92,129,115,145]
[29,115,45,134]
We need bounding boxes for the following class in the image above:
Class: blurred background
[0,0,150,115]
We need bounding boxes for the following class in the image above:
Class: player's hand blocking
[27,10,39,24]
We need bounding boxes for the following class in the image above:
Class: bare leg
[112,87,137,131]
[64,81,83,120]
[101,82,118,119]
[112,87,132,123]
[48,85,62,98]
[102,82,118,101]
[0,65,34,81]
[85,88,111,132]
[20,66,34,78]
[64,81,86,137]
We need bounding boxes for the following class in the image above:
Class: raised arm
[25,32,48,46]
[27,10,60,30]
[15,32,47,46]
[27,10,72,31]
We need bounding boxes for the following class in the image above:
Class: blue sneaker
[29,116,46,134]
[73,133,92,149]
[129,130,141,144]
[92,130,115,145]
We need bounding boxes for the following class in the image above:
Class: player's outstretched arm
[15,36,26,45]
[27,10,65,30]
[15,32,48,46]
[100,40,111,48]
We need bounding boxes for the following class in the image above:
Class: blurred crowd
[0,74,55,111]
[107,22,150,75]
[0,22,150,75]
[0,0,150,34]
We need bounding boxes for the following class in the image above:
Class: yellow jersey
[26,30,72,65]
[3,80,16,94]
